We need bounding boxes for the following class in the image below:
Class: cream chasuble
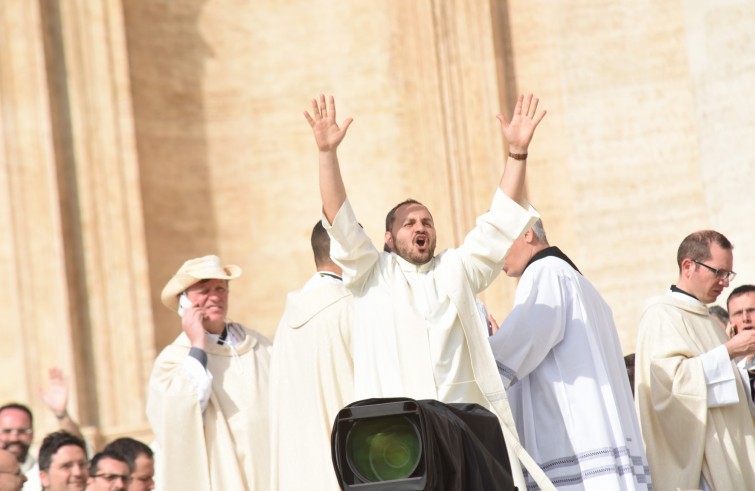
[147,325,272,490]
[635,294,755,491]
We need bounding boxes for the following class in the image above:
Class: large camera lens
[346,415,422,482]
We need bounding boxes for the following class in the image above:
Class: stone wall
[1,0,753,446]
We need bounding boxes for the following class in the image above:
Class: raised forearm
[319,149,347,224]
[499,154,527,205]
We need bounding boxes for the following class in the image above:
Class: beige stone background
[1,0,753,446]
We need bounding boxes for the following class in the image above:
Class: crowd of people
[3,94,754,490]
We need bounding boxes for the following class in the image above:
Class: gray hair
[531,219,549,244]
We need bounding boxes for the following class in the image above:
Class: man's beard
[2,440,29,463]
[394,237,436,265]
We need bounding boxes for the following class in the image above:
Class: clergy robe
[489,248,651,490]
[325,189,556,491]
[635,294,755,491]
[147,324,272,491]
[269,273,354,491]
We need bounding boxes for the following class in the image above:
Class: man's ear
[384,231,394,252]
[40,471,50,488]
[523,228,536,244]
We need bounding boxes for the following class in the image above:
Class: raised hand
[497,94,547,154]
[40,367,69,417]
[303,94,353,152]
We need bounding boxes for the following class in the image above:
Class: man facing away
[635,230,755,490]
[146,255,272,490]
[269,221,354,490]
[488,220,651,490]
[305,93,554,490]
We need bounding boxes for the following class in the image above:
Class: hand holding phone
[178,292,193,317]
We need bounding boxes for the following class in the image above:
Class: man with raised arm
[304,94,552,490]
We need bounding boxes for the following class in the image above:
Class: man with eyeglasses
[38,431,88,491]
[635,230,755,491]
[101,438,154,491]
[86,451,131,491]
[0,448,27,491]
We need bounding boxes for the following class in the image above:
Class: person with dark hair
[708,305,730,334]
[87,450,131,491]
[38,431,87,491]
[147,255,271,490]
[305,94,553,490]
[1,368,86,490]
[488,220,651,489]
[101,439,153,491]
[269,221,353,490]
[727,284,755,337]
[635,230,755,490]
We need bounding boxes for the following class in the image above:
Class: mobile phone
[178,292,192,317]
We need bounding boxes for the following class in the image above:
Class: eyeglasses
[0,428,32,437]
[692,260,736,282]
[92,473,133,484]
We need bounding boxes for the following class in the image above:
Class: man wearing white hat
[146,255,272,491]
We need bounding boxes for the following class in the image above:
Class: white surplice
[489,251,651,490]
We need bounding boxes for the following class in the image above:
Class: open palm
[303,94,353,152]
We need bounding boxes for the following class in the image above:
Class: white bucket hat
[160,255,242,311]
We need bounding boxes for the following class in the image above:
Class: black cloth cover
[332,397,517,491]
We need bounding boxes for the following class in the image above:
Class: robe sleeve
[182,355,214,412]
[146,343,212,489]
[488,264,568,388]
[456,189,539,294]
[699,345,740,407]
[322,199,380,294]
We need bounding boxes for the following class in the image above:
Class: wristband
[508,152,528,161]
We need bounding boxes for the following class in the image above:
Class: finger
[303,111,316,127]
[532,109,547,127]
[341,117,354,134]
[496,114,509,129]
[328,95,336,120]
[320,94,327,118]
[513,94,523,116]
[528,97,539,119]
[310,99,321,120]
[520,93,533,117]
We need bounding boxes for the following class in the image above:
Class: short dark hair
[384,199,429,252]
[89,450,132,476]
[103,437,153,468]
[385,199,426,233]
[0,403,33,426]
[727,284,755,311]
[38,431,87,472]
[676,230,733,271]
[311,221,331,268]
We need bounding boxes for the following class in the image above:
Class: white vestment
[489,250,651,490]
[269,273,354,491]
[325,189,557,491]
